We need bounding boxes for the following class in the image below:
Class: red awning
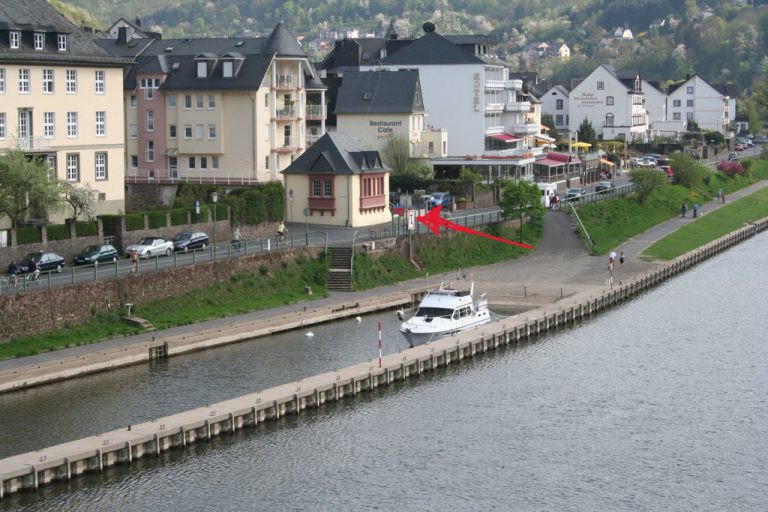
[535,158,568,167]
[490,134,521,143]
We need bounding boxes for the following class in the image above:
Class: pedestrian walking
[693,203,699,218]
[619,251,625,271]
[7,260,18,288]
[130,248,138,273]
[721,191,726,204]
[681,202,688,218]
[718,188,723,204]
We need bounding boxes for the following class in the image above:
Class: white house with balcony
[568,65,648,142]
[665,74,730,134]
[540,84,570,135]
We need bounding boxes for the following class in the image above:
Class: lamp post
[211,191,218,249]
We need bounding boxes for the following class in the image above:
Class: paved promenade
[1,180,766,376]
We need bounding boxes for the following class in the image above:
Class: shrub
[46,224,70,241]
[99,215,120,234]
[147,210,167,229]
[125,213,144,231]
[259,264,269,275]
[75,221,98,237]
[716,161,744,178]
[16,226,41,245]
[170,208,189,226]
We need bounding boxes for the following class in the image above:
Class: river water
[2,234,767,511]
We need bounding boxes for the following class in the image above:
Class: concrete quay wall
[1,218,766,498]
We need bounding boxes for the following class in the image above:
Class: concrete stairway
[328,247,353,291]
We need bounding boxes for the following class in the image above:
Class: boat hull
[399,316,491,348]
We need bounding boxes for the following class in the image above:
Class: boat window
[415,307,453,319]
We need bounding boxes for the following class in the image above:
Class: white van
[537,183,558,208]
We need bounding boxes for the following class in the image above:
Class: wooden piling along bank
[1,219,766,498]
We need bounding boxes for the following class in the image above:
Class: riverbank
[2,214,767,497]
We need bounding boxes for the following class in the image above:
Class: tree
[669,153,705,189]
[380,135,412,175]
[628,168,665,203]
[63,182,98,221]
[577,118,597,149]
[541,113,558,140]
[747,99,763,135]
[0,149,65,228]
[497,180,543,242]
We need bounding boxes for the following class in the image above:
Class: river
[1,234,767,511]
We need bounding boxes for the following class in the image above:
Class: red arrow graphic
[417,206,534,249]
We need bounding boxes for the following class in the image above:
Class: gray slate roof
[334,70,423,114]
[379,31,484,65]
[0,0,129,65]
[282,132,387,175]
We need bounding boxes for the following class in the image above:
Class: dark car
[19,252,65,273]
[172,231,209,252]
[74,244,119,266]
[595,181,613,194]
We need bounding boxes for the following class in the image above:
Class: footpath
[1,180,766,379]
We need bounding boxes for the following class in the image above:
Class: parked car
[736,138,753,147]
[632,157,655,167]
[427,191,452,208]
[124,237,174,259]
[18,252,65,273]
[74,244,119,266]
[752,136,768,143]
[734,143,747,151]
[565,187,586,201]
[172,231,209,252]
[728,152,739,161]
[657,165,674,177]
[595,181,613,194]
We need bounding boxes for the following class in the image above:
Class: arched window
[605,113,614,127]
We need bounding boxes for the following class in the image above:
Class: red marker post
[378,321,382,368]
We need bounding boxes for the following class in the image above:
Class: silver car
[124,237,174,259]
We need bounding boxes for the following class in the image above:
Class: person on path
[718,188,723,204]
[620,251,625,271]
[7,260,18,288]
[693,203,699,218]
[681,202,688,218]
[277,221,287,242]
[130,248,138,273]
[721,191,726,204]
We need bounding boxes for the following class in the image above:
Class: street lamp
[211,191,218,248]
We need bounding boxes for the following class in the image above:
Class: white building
[568,64,647,141]
[666,74,730,134]
[540,84,570,134]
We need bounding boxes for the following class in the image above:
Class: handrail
[566,201,595,247]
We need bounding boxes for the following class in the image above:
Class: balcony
[359,194,387,211]
[485,79,505,90]
[308,197,335,210]
[485,125,505,135]
[306,104,327,120]
[512,122,540,135]
[505,79,523,90]
[18,137,52,151]
[505,101,531,112]
[273,106,298,121]
[125,167,263,185]
[274,75,298,91]
[485,102,504,113]
[273,139,301,153]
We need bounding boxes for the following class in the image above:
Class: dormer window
[197,62,207,78]
[222,61,233,78]
[9,32,20,49]
[57,34,67,52]
[34,33,45,50]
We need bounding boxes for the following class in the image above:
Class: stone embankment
[1,218,766,497]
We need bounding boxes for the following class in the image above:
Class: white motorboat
[399,282,491,347]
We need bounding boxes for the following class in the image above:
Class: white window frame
[188,156,196,169]
[10,32,20,49]
[184,125,192,139]
[196,94,203,109]
[200,156,208,169]
[212,156,219,169]
[0,112,5,139]
[57,34,67,52]
[66,69,77,94]
[66,112,78,137]
[18,68,30,93]
[34,33,45,51]
[146,110,154,132]
[169,124,177,139]
[167,94,177,108]
[208,94,215,109]
[94,70,105,94]
[129,124,137,139]
[223,61,234,78]
[95,152,108,180]
[66,153,79,182]
[42,69,54,93]
[687,86,694,94]
[46,155,56,180]
[96,111,106,136]
[129,95,137,108]
[197,62,207,78]
[130,155,138,170]
[184,95,192,109]
[208,124,216,139]
[146,140,155,162]
[0,68,5,93]
[195,124,204,139]
[606,96,614,106]
[43,112,55,138]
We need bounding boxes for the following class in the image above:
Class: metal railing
[0,231,328,296]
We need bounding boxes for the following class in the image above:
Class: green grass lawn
[642,186,768,260]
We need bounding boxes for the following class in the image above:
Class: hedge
[46,224,70,241]
[76,221,98,237]
[125,213,144,231]
[15,226,41,245]
[170,208,190,226]
[99,215,120,234]
[147,210,167,229]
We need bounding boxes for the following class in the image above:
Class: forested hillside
[62,0,768,100]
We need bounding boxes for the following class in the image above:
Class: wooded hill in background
[59,0,768,107]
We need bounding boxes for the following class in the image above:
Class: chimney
[135,17,142,27]
[117,26,128,45]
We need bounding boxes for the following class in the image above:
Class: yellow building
[0,0,129,227]
[281,132,390,228]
